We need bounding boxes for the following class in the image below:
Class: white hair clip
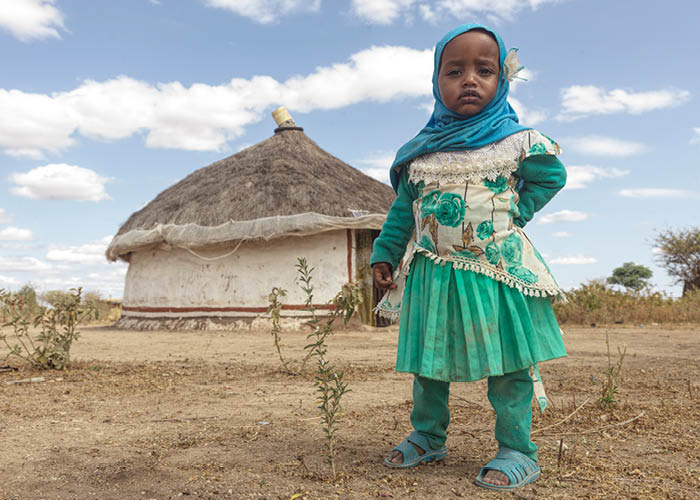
[503,48,526,82]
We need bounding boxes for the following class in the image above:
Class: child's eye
[447,69,461,77]
[479,68,494,75]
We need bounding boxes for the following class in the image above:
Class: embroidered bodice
[405,129,562,297]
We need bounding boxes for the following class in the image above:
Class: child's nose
[462,72,477,86]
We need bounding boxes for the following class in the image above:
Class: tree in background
[41,290,73,308]
[42,289,114,321]
[653,227,700,296]
[15,283,40,319]
[17,283,38,306]
[607,262,653,292]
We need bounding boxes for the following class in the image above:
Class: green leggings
[410,368,537,461]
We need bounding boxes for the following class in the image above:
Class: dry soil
[1,322,699,499]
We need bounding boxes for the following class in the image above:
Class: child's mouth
[459,92,480,103]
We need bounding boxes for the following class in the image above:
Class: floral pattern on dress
[508,198,520,219]
[408,129,563,299]
[420,190,442,218]
[476,220,494,240]
[485,241,501,265]
[501,233,523,265]
[507,264,539,284]
[420,191,465,228]
[484,176,508,193]
[517,130,562,165]
[434,193,466,227]
[528,143,547,156]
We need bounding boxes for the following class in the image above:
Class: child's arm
[513,155,567,228]
[370,167,418,287]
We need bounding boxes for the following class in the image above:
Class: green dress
[370,130,567,383]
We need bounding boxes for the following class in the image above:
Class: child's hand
[372,262,397,290]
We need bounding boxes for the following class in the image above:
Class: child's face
[437,30,500,117]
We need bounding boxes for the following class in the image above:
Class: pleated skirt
[396,253,566,382]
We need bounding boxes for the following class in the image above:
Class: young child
[370,24,567,490]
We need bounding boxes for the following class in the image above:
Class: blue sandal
[474,448,541,490]
[383,431,447,468]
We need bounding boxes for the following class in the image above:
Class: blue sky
[1,0,698,299]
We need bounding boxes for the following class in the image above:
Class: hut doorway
[354,229,392,327]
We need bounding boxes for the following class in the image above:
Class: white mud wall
[122,230,352,318]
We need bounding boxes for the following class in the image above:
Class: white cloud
[564,165,629,190]
[62,77,159,143]
[351,0,415,25]
[9,164,112,201]
[356,150,396,169]
[537,209,589,224]
[355,150,396,185]
[690,127,700,145]
[0,88,77,158]
[618,188,697,199]
[0,241,40,251]
[508,97,546,126]
[0,226,33,241]
[203,0,321,24]
[31,259,127,298]
[0,255,52,272]
[552,231,571,238]
[281,46,432,110]
[564,135,649,157]
[4,235,127,297]
[0,46,432,156]
[46,236,112,264]
[83,267,127,298]
[418,3,437,23]
[418,100,434,115]
[350,1,561,26]
[359,168,391,185]
[420,0,561,23]
[550,254,597,265]
[508,68,534,92]
[0,208,11,224]
[558,85,689,120]
[0,274,21,286]
[0,0,65,41]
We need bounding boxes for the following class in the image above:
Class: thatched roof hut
[106,108,394,329]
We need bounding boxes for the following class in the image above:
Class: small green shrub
[295,257,361,478]
[42,289,119,324]
[1,283,41,321]
[1,287,97,370]
[267,258,361,478]
[267,286,296,374]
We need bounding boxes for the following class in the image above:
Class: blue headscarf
[389,23,529,191]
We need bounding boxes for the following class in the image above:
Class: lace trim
[374,303,400,322]
[409,131,528,185]
[414,245,566,300]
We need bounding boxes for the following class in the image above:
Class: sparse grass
[554,280,700,325]
[599,332,627,409]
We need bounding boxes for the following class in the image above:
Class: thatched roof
[106,119,395,261]
[116,127,394,233]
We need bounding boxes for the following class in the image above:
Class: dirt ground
[1,321,699,500]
